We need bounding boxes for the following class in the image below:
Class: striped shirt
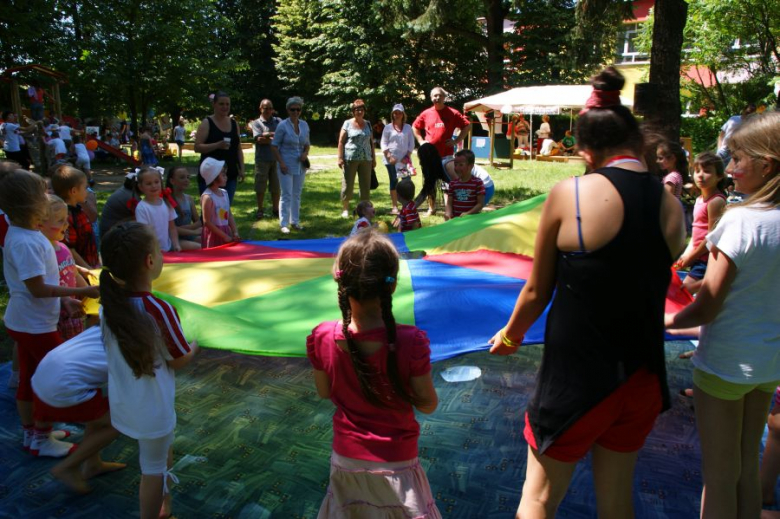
[399,201,420,232]
[448,176,485,217]
[103,292,190,439]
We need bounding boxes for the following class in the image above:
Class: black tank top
[527,167,673,455]
[199,117,240,180]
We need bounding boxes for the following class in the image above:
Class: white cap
[200,157,225,185]
[392,104,405,113]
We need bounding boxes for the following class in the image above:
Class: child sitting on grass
[350,200,375,236]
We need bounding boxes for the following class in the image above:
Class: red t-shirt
[448,176,485,217]
[306,321,432,462]
[399,201,420,232]
[412,106,470,158]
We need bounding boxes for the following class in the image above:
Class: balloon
[88,150,95,161]
[377,221,389,233]
[86,140,98,151]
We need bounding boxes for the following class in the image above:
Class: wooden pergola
[1,64,68,121]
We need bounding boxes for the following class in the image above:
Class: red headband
[580,89,621,114]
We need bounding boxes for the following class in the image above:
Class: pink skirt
[202,224,232,249]
[317,452,441,519]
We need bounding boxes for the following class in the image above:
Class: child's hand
[232,234,240,242]
[62,297,86,319]
[173,244,182,252]
[391,217,400,229]
[676,254,693,269]
[488,329,520,356]
[189,339,199,355]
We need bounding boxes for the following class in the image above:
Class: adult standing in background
[535,114,552,154]
[194,91,245,203]
[381,104,415,215]
[337,99,375,219]
[27,82,48,121]
[1,111,37,170]
[412,86,471,215]
[271,97,310,235]
[173,118,186,160]
[250,99,281,220]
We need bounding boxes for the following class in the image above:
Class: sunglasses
[353,107,366,112]
[288,107,301,112]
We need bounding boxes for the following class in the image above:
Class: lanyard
[604,155,642,168]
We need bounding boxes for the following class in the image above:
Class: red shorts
[6,328,63,402]
[524,368,662,463]
[33,389,109,423]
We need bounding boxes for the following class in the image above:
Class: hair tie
[579,89,621,115]
[385,276,395,284]
[160,187,178,208]
[334,269,343,279]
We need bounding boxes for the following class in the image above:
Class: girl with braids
[100,222,198,519]
[306,229,441,518]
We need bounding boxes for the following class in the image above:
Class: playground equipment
[1,64,67,121]
[91,138,141,167]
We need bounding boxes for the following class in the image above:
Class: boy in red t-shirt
[445,149,485,220]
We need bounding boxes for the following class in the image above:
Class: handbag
[370,168,379,190]
[302,158,311,169]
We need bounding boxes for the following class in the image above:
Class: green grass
[0,148,580,362]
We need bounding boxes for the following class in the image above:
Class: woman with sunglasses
[337,99,376,218]
[271,97,310,234]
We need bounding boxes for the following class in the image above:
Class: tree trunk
[645,0,688,142]
[484,0,507,93]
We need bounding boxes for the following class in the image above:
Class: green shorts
[693,368,780,401]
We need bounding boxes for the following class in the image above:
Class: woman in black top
[489,67,686,518]
[194,91,245,203]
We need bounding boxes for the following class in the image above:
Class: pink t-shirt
[55,241,83,339]
[412,106,470,158]
[306,320,432,462]
[663,171,683,199]
[692,193,727,262]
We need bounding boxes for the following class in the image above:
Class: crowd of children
[1,82,778,519]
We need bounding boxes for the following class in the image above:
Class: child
[134,166,181,252]
[674,152,727,294]
[306,230,440,518]
[31,326,126,493]
[350,200,375,236]
[665,111,780,518]
[394,178,421,232]
[51,164,100,268]
[445,149,485,220]
[72,135,92,182]
[165,166,202,250]
[0,169,99,457]
[443,149,494,206]
[657,140,690,199]
[47,128,68,163]
[100,221,198,519]
[41,194,90,340]
[200,157,238,248]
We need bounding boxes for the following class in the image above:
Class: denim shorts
[688,260,708,280]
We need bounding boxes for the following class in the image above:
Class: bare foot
[51,465,92,494]
[82,460,127,480]
[159,494,173,518]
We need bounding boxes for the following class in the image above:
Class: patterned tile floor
[0,341,712,518]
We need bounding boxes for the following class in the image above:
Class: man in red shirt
[412,87,471,160]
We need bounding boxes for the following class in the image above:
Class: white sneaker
[280,227,290,234]
[30,436,77,458]
[341,210,349,218]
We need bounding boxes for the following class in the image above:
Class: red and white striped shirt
[448,176,485,217]
[399,201,420,232]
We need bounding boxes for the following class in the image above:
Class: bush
[680,115,726,154]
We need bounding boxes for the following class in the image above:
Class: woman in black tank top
[194,91,245,203]
[488,67,685,518]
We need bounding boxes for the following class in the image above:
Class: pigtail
[100,222,163,378]
[339,283,383,407]
[380,289,415,405]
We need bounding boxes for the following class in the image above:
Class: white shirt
[3,226,60,333]
[135,199,176,252]
[380,123,415,165]
[350,216,372,236]
[32,326,108,408]
[59,124,72,141]
[74,142,90,162]
[102,294,190,439]
[693,206,780,383]
[48,137,67,156]
[2,122,21,152]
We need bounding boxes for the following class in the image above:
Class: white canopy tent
[463,85,634,165]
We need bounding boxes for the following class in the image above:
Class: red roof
[629,0,654,22]
[684,65,717,88]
